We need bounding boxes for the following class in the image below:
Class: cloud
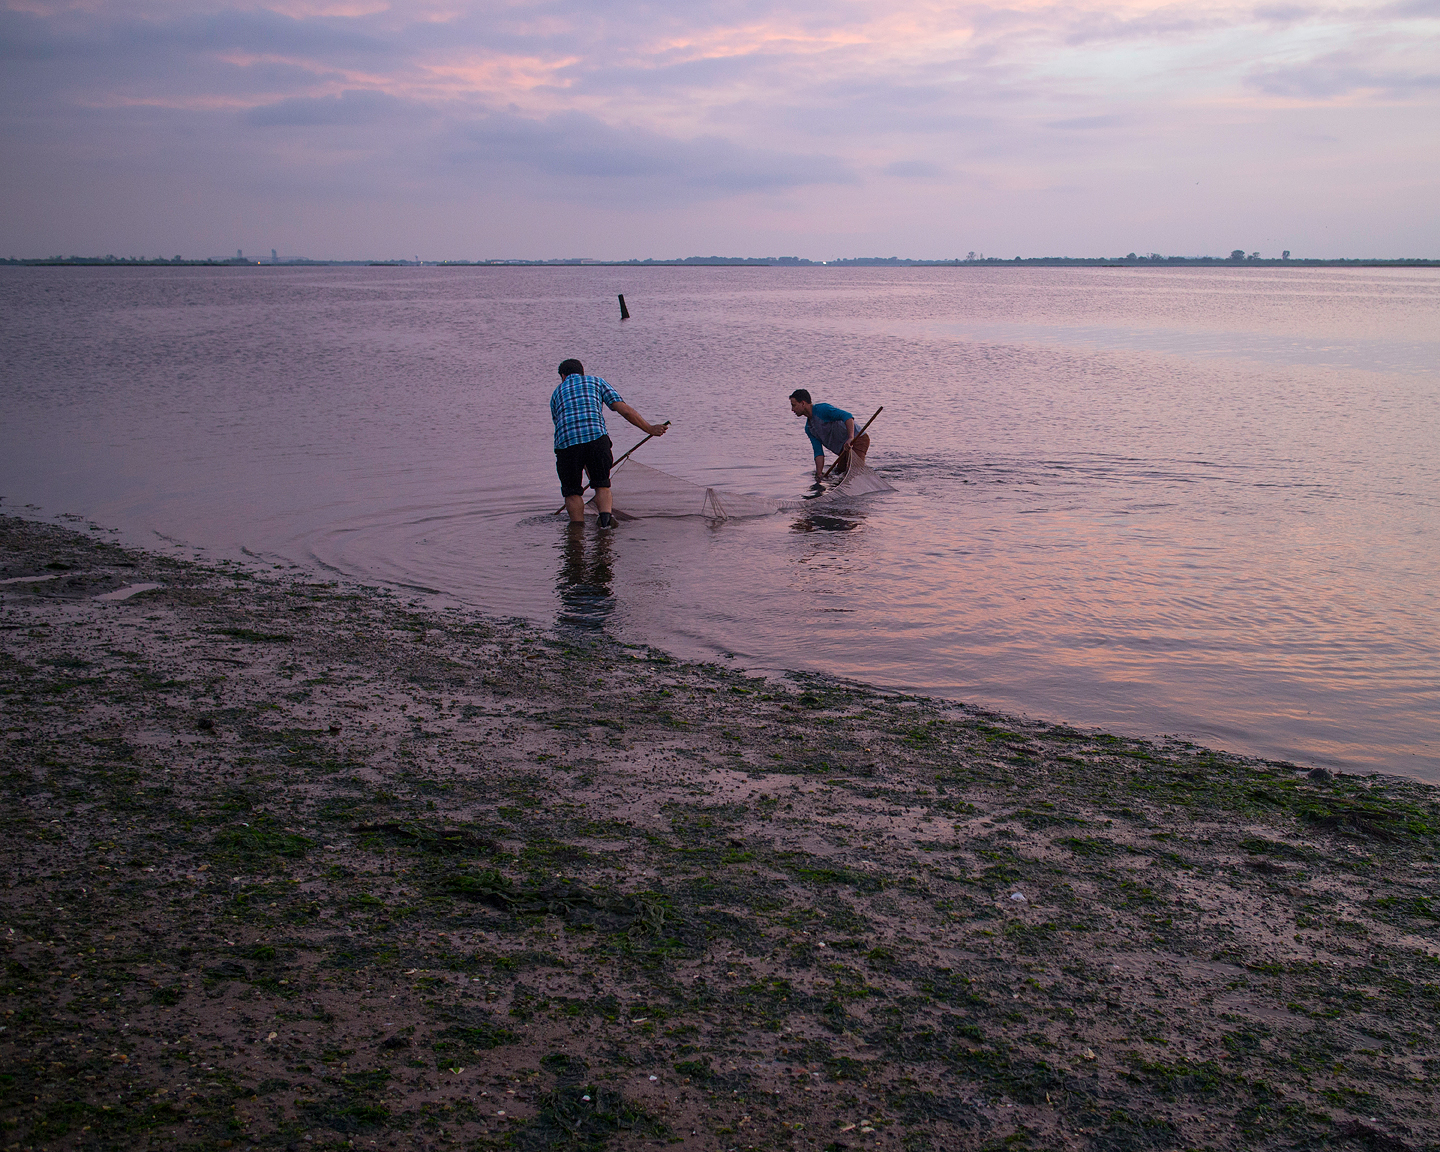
[1045,115,1128,130]
[0,6,389,65]
[1252,4,1317,25]
[1247,51,1440,98]
[0,10,64,63]
[245,87,412,125]
[1381,0,1440,16]
[883,159,944,177]
[1054,6,1224,47]
[1,0,1438,257]
[450,109,855,196]
[147,9,388,58]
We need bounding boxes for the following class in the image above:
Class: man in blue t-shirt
[788,389,870,480]
[552,358,667,527]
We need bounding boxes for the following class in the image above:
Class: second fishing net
[605,459,893,521]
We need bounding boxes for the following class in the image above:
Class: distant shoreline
[4,257,1438,269]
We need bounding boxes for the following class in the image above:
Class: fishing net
[815,461,897,501]
[589,458,895,522]
[603,460,782,520]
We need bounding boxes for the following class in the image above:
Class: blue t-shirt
[551,374,623,450]
[804,402,854,457]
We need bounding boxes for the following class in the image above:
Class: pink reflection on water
[2,265,1437,779]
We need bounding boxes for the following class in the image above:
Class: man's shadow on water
[796,481,861,532]
[791,512,861,532]
[556,521,615,629]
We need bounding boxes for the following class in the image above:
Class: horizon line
[5,255,1439,269]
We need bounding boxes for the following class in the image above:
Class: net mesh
[591,458,894,521]
[815,461,897,501]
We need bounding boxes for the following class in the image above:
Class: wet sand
[2,513,1437,1152]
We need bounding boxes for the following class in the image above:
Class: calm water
[2,265,1437,779]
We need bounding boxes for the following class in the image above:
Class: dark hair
[789,388,811,403]
[558,358,584,378]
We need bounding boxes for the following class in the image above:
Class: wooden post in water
[618,294,630,320]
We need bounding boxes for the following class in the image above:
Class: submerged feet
[566,512,615,528]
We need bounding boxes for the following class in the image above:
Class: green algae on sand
[1,513,1438,1152]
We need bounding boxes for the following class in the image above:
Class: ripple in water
[2,265,1437,779]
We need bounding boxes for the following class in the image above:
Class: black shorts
[555,435,613,497]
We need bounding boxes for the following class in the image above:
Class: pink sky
[2,0,1437,259]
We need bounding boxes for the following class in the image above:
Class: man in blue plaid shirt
[552,358,667,528]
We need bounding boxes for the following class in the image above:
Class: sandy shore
[2,512,1437,1152]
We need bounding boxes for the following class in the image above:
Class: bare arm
[611,400,668,438]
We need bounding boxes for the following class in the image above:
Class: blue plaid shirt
[551,374,623,450]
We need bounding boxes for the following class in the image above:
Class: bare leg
[564,486,613,523]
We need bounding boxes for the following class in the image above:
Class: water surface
[2,265,1436,779]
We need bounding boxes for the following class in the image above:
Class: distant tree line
[0,255,250,266]
[0,255,381,266]
[4,254,1436,268]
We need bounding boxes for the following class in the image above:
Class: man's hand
[648,422,668,437]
